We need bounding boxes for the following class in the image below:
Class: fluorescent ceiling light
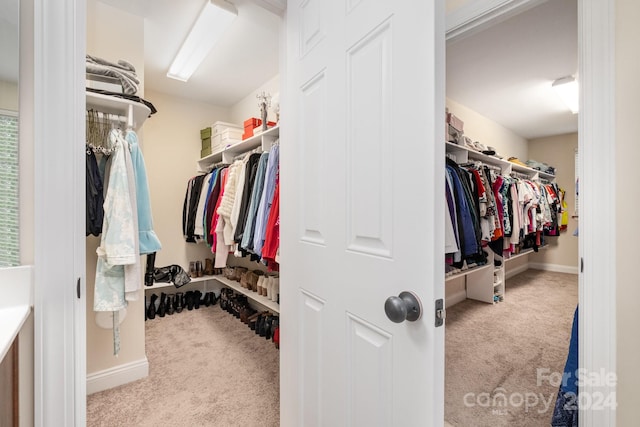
[552,75,579,114]
[167,0,237,82]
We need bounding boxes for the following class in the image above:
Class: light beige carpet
[445,269,578,427]
[87,303,280,427]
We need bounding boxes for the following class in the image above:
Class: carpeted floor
[87,304,280,427]
[87,270,576,427]
[445,269,578,427]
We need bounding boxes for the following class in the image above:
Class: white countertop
[0,266,34,362]
[0,304,31,361]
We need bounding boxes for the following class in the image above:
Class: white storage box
[212,121,242,136]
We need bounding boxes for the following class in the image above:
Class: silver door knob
[384,291,422,323]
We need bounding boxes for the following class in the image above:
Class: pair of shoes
[200,291,216,307]
[189,261,204,278]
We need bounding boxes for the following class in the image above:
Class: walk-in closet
[444,1,579,425]
[84,0,282,424]
[81,0,579,425]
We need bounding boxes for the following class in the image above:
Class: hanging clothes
[86,147,104,237]
[126,130,162,254]
[241,152,269,252]
[253,143,280,255]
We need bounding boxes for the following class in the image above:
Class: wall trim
[505,263,529,280]
[445,0,547,42]
[528,263,579,275]
[445,289,467,308]
[86,358,149,395]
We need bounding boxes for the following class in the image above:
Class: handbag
[153,265,192,288]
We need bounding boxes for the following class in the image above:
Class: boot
[158,293,167,317]
[147,294,158,320]
[144,252,156,287]
[204,258,214,275]
[166,294,175,315]
[185,291,195,311]
[175,292,184,313]
[193,290,202,309]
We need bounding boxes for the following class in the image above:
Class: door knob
[384,291,423,323]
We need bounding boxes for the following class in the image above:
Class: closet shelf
[197,125,280,172]
[211,276,280,314]
[86,91,151,129]
[445,263,492,282]
[504,245,547,262]
[445,141,555,179]
[145,274,279,313]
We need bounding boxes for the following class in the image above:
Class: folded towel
[86,55,140,95]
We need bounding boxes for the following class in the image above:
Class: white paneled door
[281,0,445,426]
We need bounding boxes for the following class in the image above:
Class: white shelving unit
[144,275,279,314]
[445,141,555,180]
[445,141,556,304]
[197,125,280,172]
[86,91,151,130]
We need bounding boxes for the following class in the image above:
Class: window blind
[0,112,19,266]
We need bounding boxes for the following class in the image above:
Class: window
[0,111,19,266]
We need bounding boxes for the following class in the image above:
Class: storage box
[212,121,242,136]
[86,73,124,93]
[200,127,212,139]
[201,147,212,158]
[201,137,212,151]
[244,117,261,130]
[446,113,464,133]
[242,130,253,140]
[221,127,243,141]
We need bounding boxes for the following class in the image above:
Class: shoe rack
[145,275,279,314]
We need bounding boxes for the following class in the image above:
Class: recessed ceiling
[99,0,281,107]
[446,0,578,140]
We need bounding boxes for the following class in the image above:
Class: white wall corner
[86,357,149,395]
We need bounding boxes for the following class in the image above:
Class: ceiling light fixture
[167,0,238,82]
[552,75,579,114]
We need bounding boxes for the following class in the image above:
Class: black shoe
[193,290,202,309]
[185,291,195,311]
[147,294,158,320]
[144,252,156,287]
[175,292,184,313]
[166,294,175,315]
[158,293,167,317]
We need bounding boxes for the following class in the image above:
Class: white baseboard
[445,290,467,308]
[86,357,149,395]
[505,263,529,279]
[528,262,579,275]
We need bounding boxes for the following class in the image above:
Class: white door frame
[32,0,615,425]
[31,0,86,425]
[444,1,616,425]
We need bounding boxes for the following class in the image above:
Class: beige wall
[528,133,578,271]
[86,0,147,375]
[616,0,640,423]
[143,90,231,271]
[0,80,18,111]
[446,97,529,160]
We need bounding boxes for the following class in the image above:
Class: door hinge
[435,299,445,327]
[76,277,81,299]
